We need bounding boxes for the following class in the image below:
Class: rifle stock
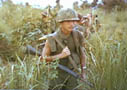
[26,45,94,88]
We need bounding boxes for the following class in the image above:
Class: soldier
[73,13,90,38]
[74,13,101,39]
[41,8,86,90]
[41,11,57,34]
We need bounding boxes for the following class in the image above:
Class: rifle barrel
[26,45,41,56]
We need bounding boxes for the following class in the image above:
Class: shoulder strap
[53,35,79,71]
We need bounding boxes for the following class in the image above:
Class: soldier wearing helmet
[41,8,86,90]
[41,11,57,34]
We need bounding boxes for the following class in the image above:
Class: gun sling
[53,36,79,71]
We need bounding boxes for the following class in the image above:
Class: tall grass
[0,1,127,90]
[84,9,127,90]
[0,54,58,89]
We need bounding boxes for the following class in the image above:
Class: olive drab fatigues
[47,28,85,90]
[74,24,87,36]
[74,24,85,32]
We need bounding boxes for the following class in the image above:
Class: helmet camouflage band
[57,8,79,22]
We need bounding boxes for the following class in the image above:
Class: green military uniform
[43,8,86,90]
[48,28,85,90]
[74,24,90,39]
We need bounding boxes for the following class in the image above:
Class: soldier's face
[60,21,75,33]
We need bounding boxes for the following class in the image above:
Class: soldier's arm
[79,32,86,79]
[80,46,86,80]
[41,40,70,62]
[80,47,86,70]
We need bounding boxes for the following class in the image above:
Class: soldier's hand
[61,46,71,58]
[81,72,86,80]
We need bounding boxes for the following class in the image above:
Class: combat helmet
[57,8,79,22]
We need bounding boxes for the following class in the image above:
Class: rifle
[26,45,94,88]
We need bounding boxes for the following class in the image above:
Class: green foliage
[0,54,58,89]
[84,9,127,90]
[0,1,43,60]
[0,2,58,89]
[0,1,127,90]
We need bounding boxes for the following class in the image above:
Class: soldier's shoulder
[75,25,85,32]
[73,28,83,36]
